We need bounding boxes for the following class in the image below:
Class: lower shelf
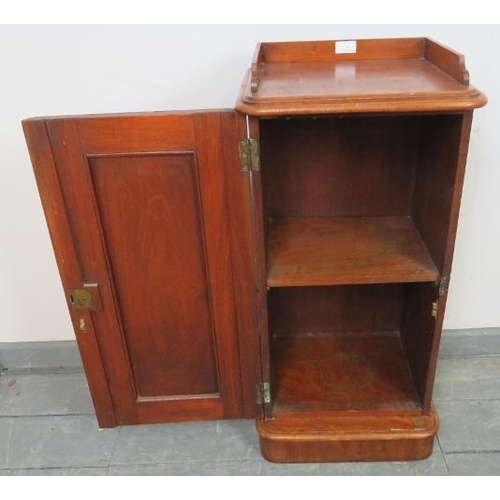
[257,409,439,463]
[273,332,420,413]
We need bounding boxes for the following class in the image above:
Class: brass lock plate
[67,284,101,310]
[67,288,93,309]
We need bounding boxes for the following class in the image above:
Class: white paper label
[335,40,357,54]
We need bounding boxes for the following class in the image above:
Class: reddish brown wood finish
[221,112,262,417]
[257,409,438,463]
[247,39,485,463]
[260,116,419,218]
[247,116,273,418]
[250,42,263,93]
[408,112,475,411]
[269,284,403,336]
[272,332,420,413]
[89,153,218,398]
[236,38,486,115]
[24,111,247,426]
[23,119,116,428]
[425,38,469,85]
[260,38,424,63]
[400,283,439,409]
[412,114,471,273]
[23,37,486,463]
[267,217,439,287]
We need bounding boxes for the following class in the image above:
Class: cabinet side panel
[22,119,117,427]
[88,153,218,398]
[412,114,470,273]
[400,283,437,407]
[409,112,473,410]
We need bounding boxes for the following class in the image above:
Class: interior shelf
[272,332,421,414]
[267,216,439,287]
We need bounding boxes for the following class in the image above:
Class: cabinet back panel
[269,284,404,336]
[89,153,218,397]
[260,116,419,218]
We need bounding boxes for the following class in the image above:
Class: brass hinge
[438,276,450,297]
[239,138,260,172]
[67,283,101,310]
[431,301,438,318]
[256,381,271,405]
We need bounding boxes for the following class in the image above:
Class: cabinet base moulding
[256,409,439,463]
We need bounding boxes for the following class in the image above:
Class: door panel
[26,111,246,425]
[89,153,218,398]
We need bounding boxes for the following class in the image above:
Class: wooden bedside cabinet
[23,37,487,463]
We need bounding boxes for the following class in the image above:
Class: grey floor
[1,330,500,475]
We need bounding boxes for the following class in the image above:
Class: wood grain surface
[237,38,486,115]
[267,216,439,287]
[268,284,403,336]
[24,111,247,425]
[272,332,420,413]
[260,115,419,219]
[257,409,438,462]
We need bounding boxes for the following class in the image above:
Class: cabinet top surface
[236,38,487,116]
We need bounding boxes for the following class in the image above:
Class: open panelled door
[23,110,262,426]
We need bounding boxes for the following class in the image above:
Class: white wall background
[0,25,498,342]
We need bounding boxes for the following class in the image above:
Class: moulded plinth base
[256,408,439,463]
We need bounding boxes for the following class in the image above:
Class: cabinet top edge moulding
[235,37,487,116]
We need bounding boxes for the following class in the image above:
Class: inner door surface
[24,111,245,426]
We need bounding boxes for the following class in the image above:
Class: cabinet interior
[260,113,463,416]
